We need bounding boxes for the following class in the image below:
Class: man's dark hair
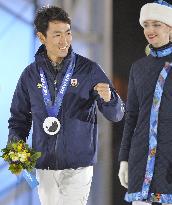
[34,6,71,36]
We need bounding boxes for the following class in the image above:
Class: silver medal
[43,117,61,135]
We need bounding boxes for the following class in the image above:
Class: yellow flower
[9,163,23,174]
[4,154,9,160]
[27,153,31,157]
[12,143,18,150]
[1,140,41,175]
[18,152,28,162]
[11,155,19,162]
[9,151,15,156]
[17,144,23,152]
[9,151,16,160]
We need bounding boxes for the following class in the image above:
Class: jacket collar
[35,44,74,75]
[150,42,172,58]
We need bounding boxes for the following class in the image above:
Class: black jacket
[119,43,172,196]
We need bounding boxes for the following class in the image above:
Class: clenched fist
[94,83,111,102]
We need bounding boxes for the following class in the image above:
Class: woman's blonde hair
[170,30,172,42]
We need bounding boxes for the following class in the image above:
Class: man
[8,6,124,205]
[118,1,172,205]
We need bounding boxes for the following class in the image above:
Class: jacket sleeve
[118,64,139,162]
[8,69,32,143]
[90,62,124,122]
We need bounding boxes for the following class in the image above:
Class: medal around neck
[43,117,61,135]
[40,53,76,136]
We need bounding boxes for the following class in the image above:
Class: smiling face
[37,20,72,63]
[143,20,172,48]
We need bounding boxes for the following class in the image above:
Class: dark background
[112,1,151,205]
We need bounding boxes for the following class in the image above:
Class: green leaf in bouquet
[12,143,18,151]
[27,167,33,172]
[31,152,41,160]
[25,144,29,149]
[1,148,7,153]
[2,153,10,161]
[9,163,23,175]
[6,143,13,150]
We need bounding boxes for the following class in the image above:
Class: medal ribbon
[40,53,76,117]
[22,170,39,189]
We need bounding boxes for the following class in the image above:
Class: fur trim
[139,3,172,27]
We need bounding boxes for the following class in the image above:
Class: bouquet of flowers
[1,140,41,175]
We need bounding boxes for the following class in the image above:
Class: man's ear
[37,32,46,44]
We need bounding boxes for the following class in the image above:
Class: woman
[118,1,172,205]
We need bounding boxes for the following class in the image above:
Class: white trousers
[36,166,93,205]
[132,201,150,205]
[133,201,172,205]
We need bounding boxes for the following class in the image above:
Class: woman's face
[143,20,172,48]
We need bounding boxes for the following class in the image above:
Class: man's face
[143,20,171,48]
[38,21,72,62]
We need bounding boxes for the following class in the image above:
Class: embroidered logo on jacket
[37,83,42,88]
[71,79,79,87]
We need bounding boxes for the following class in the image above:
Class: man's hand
[94,83,111,102]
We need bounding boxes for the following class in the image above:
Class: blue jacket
[8,45,124,170]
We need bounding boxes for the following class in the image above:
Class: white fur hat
[139,2,172,27]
